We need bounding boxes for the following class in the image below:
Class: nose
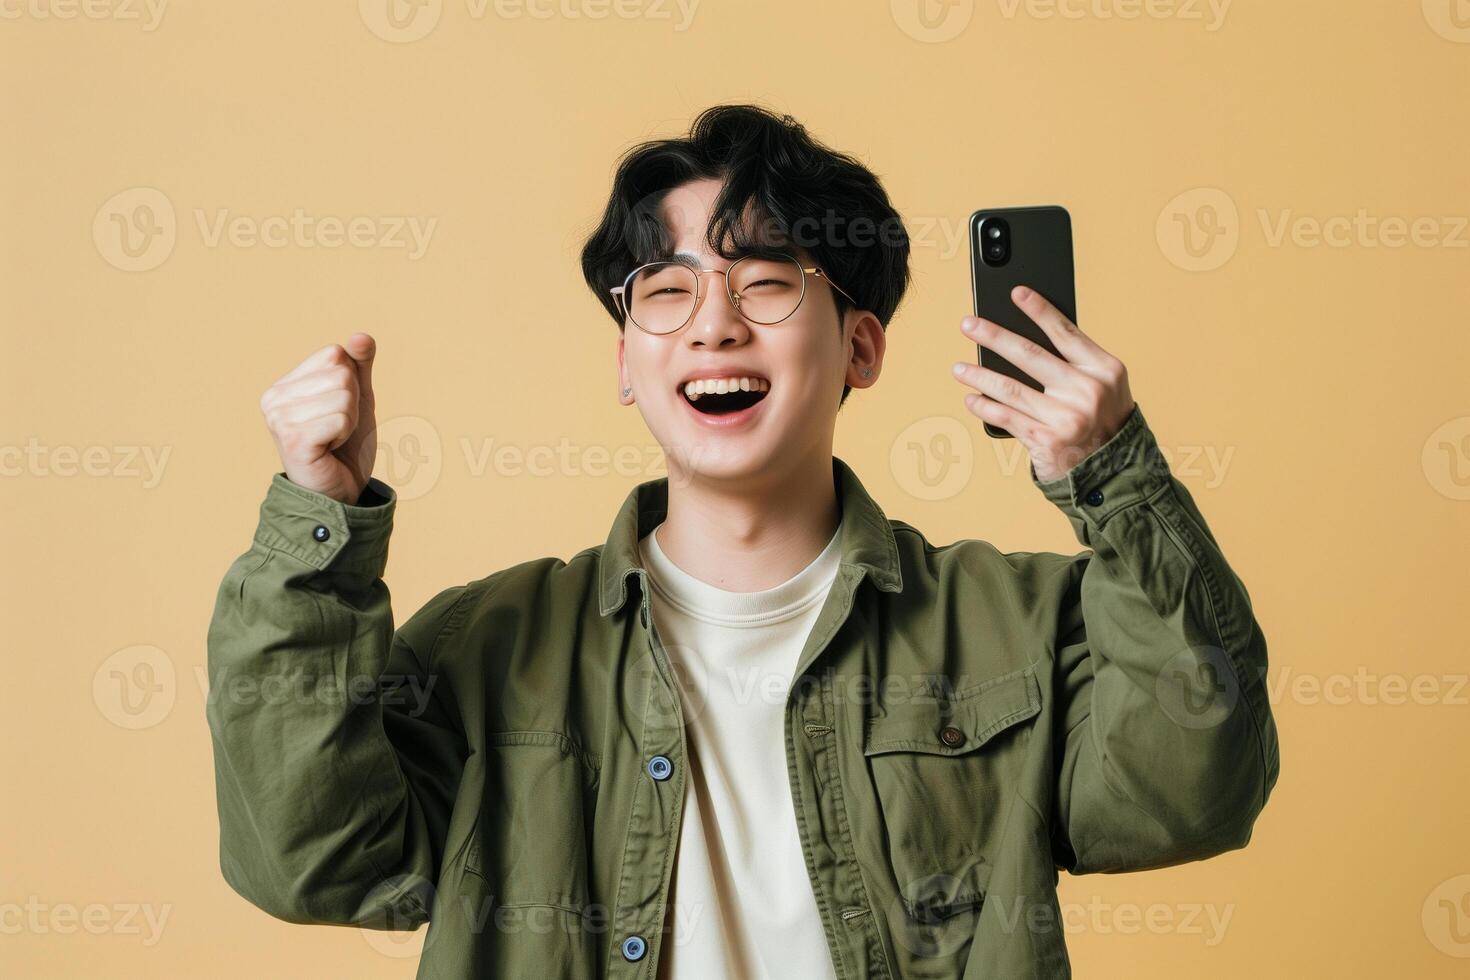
[684,270,751,349]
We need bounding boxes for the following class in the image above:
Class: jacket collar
[597,455,904,617]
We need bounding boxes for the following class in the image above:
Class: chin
[659,436,776,487]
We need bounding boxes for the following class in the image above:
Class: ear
[616,332,634,404]
[845,310,886,389]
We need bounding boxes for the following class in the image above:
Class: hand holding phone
[968,206,1077,439]
[957,204,1137,481]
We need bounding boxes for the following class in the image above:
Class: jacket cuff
[1031,404,1170,532]
[251,473,397,578]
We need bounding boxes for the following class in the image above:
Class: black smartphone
[968,205,1077,439]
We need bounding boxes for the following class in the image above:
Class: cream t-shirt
[638,518,844,980]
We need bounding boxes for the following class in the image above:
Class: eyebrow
[665,251,704,269]
[655,246,789,268]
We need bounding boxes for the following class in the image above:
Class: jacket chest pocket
[862,665,1041,923]
[464,731,599,914]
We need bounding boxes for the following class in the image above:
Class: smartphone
[968,205,1077,439]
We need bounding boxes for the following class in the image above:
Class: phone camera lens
[977,217,1010,266]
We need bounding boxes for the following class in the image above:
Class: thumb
[344,332,376,400]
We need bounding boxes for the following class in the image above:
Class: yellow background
[4,0,1468,976]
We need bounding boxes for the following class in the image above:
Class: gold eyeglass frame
[610,253,858,335]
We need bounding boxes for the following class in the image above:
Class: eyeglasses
[610,252,857,336]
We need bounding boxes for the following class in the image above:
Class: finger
[1010,286,1107,367]
[951,361,1067,425]
[277,389,358,433]
[963,392,1044,444]
[271,364,357,404]
[345,333,376,403]
[962,316,1072,387]
[298,411,355,454]
[274,343,344,387]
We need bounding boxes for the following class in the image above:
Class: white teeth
[682,376,769,401]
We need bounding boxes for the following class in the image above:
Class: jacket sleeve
[205,472,470,927]
[1035,404,1280,874]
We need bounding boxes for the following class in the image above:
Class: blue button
[646,755,672,781]
[621,935,647,961]
[1084,489,1105,507]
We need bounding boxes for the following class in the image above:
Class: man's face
[616,178,865,484]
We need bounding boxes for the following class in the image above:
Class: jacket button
[621,935,647,961]
[646,755,673,781]
[940,726,965,747]
[312,525,331,542]
[1084,488,1105,507]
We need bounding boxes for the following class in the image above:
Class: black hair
[580,104,911,408]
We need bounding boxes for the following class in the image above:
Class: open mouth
[680,381,770,416]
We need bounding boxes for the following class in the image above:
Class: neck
[654,451,841,593]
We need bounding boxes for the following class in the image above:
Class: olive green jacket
[206,404,1279,978]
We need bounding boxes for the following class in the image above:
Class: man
[207,104,1279,979]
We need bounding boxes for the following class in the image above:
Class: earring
[861,368,872,378]
[622,386,632,397]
